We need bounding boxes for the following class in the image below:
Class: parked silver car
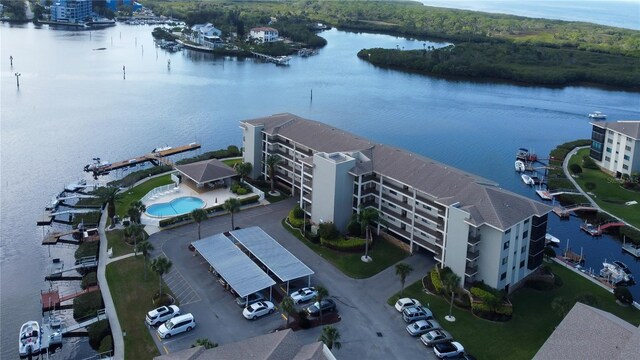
[406,319,441,336]
[402,305,434,323]
[421,329,453,347]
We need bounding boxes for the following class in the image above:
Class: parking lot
[147,199,441,359]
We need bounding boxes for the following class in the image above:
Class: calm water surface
[1,20,639,359]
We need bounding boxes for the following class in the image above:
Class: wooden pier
[84,142,201,177]
[250,51,291,65]
[41,286,100,312]
[552,203,598,218]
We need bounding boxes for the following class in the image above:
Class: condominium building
[241,113,551,292]
[50,0,91,23]
[589,120,640,177]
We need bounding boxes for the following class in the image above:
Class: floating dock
[251,51,291,65]
[552,203,598,218]
[84,142,200,177]
[622,243,640,258]
[41,286,100,312]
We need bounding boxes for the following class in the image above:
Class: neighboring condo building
[241,113,552,292]
[589,120,640,177]
[249,27,279,43]
[50,0,91,23]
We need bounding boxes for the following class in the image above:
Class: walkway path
[563,146,640,232]
[98,213,125,360]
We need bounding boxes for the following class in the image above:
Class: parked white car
[157,313,195,339]
[433,341,464,359]
[242,301,275,320]
[395,298,421,312]
[145,305,180,326]
[290,287,318,304]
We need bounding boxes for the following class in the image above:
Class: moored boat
[545,233,560,246]
[521,174,534,185]
[515,160,526,172]
[588,111,607,119]
[19,321,41,357]
[600,261,634,286]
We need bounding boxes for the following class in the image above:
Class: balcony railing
[465,263,478,277]
[414,207,445,230]
[381,180,412,197]
[415,194,446,213]
[386,223,412,242]
[466,247,480,261]
[413,221,442,242]
[468,233,481,246]
[412,237,442,257]
[381,193,412,212]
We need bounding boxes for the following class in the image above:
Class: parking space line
[163,345,169,354]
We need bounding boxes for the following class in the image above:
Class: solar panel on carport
[191,234,275,298]
[229,227,314,282]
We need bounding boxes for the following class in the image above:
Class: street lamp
[15,72,21,88]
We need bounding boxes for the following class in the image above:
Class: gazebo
[175,159,238,191]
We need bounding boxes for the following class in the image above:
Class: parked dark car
[305,299,336,317]
[235,292,265,307]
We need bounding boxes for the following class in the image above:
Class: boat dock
[40,309,108,353]
[84,142,200,177]
[622,241,640,258]
[41,285,100,312]
[42,230,80,245]
[45,256,98,280]
[580,221,625,236]
[250,51,291,65]
[552,203,598,218]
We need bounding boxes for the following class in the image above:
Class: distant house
[534,302,640,360]
[249,26,279,43]
[191,23,223,48]
[50,0,92,23]
[589,120,640,177]
[105,0,142,11]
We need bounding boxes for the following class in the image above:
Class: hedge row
[107,165,173,188]
[158,195,260,227]
[175,146,241,165]
[288,208,306,228]
[470,286,495,300]
[88,320,111,351]
[75,241,100,260]
[73,291,104,320]
[320,237,366,252]
[82,272,98,290]
[431,269,443,294]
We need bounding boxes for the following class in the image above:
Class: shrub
[584,182,597,191]
[569,163,582,175]
[431,269,443,294]
[239,194,260,205]
[307,233,320,244]
[320,237,366,252]
[318,222,338,240]
[347,221,362,236]
[236,187,249,195]
[288,209,306,228]
[82,272,98,290]
[470,287,495,301]
[75,241,100,259]
[582,156,599,169]
[98,335,113,353]
[73,291,104,320]
[614,286,634,305]
[88,320,110,350]
[175,146,242,165]
[292,205,304,219]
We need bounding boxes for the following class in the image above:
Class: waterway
[1,14,640,359]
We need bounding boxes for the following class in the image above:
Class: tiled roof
[534,302,640,360]
[251,26,278,33]
[175,159,237,184]
[592,120,640,140]
[243,113,551,230]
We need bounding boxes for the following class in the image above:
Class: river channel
[1,21,639,359]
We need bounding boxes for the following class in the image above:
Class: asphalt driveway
[147,199,439,359]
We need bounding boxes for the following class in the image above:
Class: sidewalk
[98,213,125,360]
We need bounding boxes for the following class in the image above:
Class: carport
[229,227,315,295]
[191,234,276,301]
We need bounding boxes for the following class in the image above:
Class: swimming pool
[146,196,206,217]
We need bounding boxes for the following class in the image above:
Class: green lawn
[221,158,243,167]
[282,220,409,278]
[569,148,640,228]
[106,257,174,360]
[106,229,136,258]
[388,262,640,360]
[116,175,174,217]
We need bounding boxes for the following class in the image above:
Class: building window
[608,130,613,134]
[504,241,510,250]
[423,204,432,211]
[605,156,611,162]
[607,138,613,144]
[502,257,508,265]
[628,137,633,142]
[623,164,629,170]
[606,147,612,153]
[522,230,528,239]
[389,189,397,195]
[524,219,529,225]
[626,145,632,151]
[521,245,527,254]
[500,272,507,280]
[505,229,511,234]
[520,260,525,268]
[624,155,630,161]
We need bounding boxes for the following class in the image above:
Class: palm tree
[137,240,154,280]
[314,285,329,325]
[265,154,282,193]
[151,256,172,297]
[124,223,145,255]
[358,207,379,261]
[395,263,413,296]
[318,325,341,350]
[95,186,121,223]
[235,162,252,184]
[191,338,218,349]
[280,296,295,328]
[441,270,461,320]
[223,198,241,230]
[127,200,146,224]
[190,208,208,240]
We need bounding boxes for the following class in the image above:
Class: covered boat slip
[191,235,275,299]
[229,227,315,294]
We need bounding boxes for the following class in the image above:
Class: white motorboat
[521,174,534,185]
[588,111,607,119]
[515,160,526,172]
[152,146,172,153]
[545,233,560,245]
[19,321,41,357]
[600,262,634,286]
